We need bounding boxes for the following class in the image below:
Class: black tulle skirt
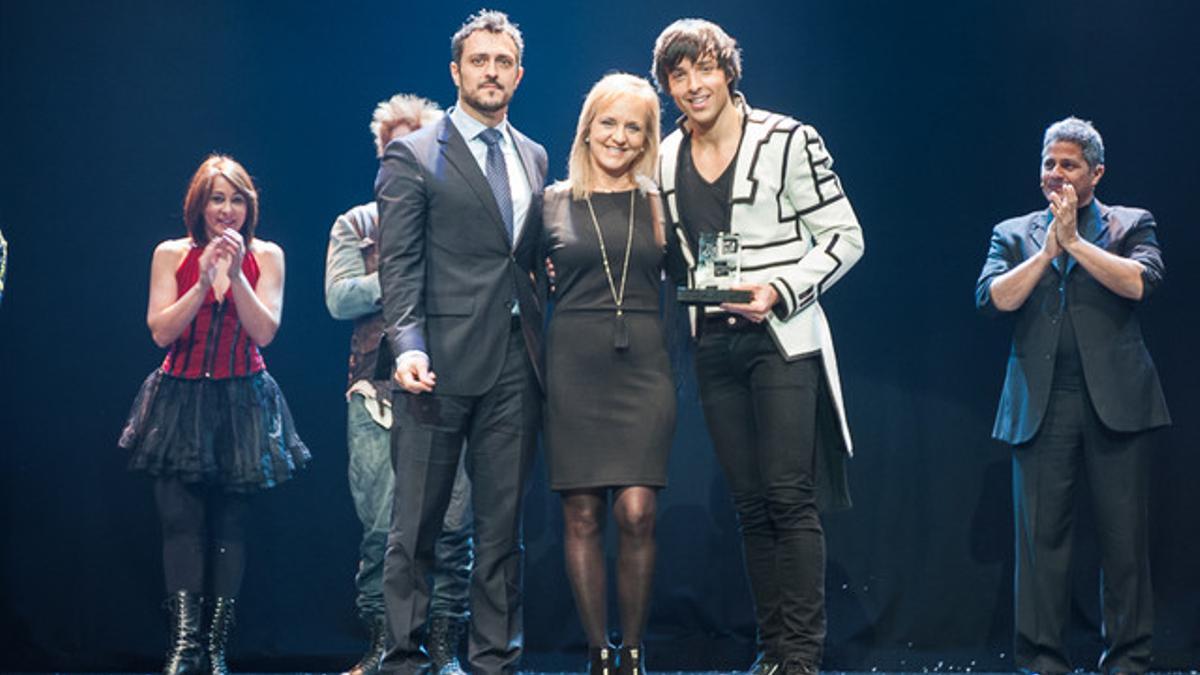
[119,369,310,493]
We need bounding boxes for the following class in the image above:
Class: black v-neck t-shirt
[677,133,737,258]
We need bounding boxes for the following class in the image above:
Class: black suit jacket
[975,200,1171,444]
[375,115,548,396]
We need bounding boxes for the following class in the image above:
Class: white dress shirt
[449,105,532,246]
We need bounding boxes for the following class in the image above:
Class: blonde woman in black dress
[543,73,674,675]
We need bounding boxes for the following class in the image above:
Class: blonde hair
[370,94,443,157]
[566,73,661,200]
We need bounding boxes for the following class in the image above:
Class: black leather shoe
[617,644,644,675]
[588,644,616,675]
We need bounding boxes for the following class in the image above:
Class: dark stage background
[2,0,1198,671]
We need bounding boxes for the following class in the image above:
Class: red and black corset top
[161,246,267,379]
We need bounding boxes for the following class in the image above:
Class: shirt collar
[450,105,509,144]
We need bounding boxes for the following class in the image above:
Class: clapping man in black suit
[374,10,548,675]
[976,116,1170,675]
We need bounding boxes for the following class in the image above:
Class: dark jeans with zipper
[695,317,828,669]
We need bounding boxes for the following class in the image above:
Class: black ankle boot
[344,613,387,675]
[617,644,644,675]
[206,596,236,675]
[427,615,466,675]
[163,590,206,675]
[589,644,616,675]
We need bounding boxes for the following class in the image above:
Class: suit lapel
[1065,201,1106,276]
[437,120,510,247]
[729,105,758,205]
[510,127,542,249]
[1089,200,1111,246]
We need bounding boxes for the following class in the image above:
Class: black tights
[155,478,251,598]
[561,486,657,648]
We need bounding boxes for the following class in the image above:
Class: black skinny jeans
[695,324,827,667]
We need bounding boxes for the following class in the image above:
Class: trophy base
[677,287,754,306]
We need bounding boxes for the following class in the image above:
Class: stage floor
[9,667,1200,672]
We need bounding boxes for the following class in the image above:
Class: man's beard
[462,84,510,114]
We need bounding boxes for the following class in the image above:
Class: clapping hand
[213,228,247,281]
[1048,182,1080,250]
[197,237,227,289]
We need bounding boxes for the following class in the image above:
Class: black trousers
[695,324,829,668]
[1012,386,1153,674]
[381,327,540,675]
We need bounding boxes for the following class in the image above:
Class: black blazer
[375,116,548,396]
[975,200,1170,444]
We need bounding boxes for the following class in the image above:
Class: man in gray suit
[976,117,1170,675]
[374,10,547,675]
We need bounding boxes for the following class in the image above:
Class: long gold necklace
[584,190,635,351]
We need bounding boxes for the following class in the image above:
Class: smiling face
[203,175,248,240]
[1041,140,1104,206]
[450,29,523,120]
[666,53,733,129]
[586,94,651,187]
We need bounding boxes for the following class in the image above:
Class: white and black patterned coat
[658,99,865,454]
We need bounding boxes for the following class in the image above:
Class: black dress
[543,185,676,490]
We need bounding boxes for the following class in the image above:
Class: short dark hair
[651,18,742,95]
[450,9,524,66]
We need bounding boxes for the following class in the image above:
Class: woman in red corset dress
[119,154,309,675]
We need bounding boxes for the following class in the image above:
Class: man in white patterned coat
[653,19,864,675]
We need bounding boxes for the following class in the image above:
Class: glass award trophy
[677,232,754,305]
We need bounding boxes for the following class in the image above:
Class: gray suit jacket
[375,115,548,396]
[975,200,1171,444]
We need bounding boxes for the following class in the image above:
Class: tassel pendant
[614,311,629,351]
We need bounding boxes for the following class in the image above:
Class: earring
[583,136,590,144]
